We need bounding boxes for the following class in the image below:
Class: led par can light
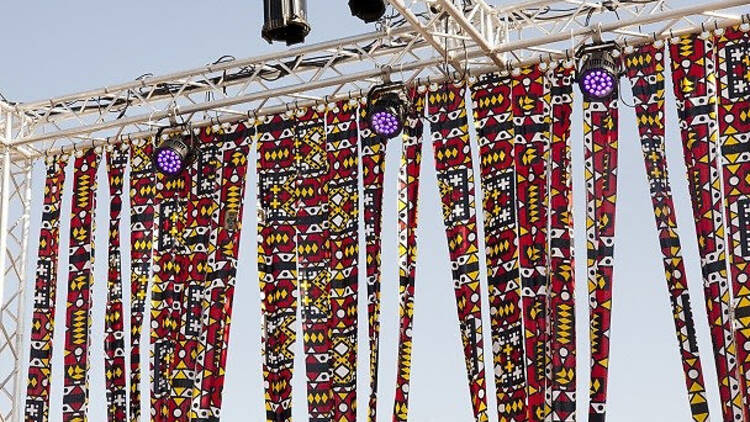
[367,84,410,139]
[262,0,311,46]
[153,133,194,177]
[578,48,620,101]
[349,0,387,23]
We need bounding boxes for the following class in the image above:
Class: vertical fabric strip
[62,148,100,422]
[296,107,334,422]
[717,25,750,410]
[191,124,253,421]
[471,72,527,422]
[392,111,424,422]
[583,89,619,422]
[24,155,69,422]
[104,146,128,422]
[625,42,711,422]
[128,139,155,422]
[547,63,576,422]
[669,33,746,421]
[359,100,389,422]
[257,113,299,422]
[511,65,552,422]
[427,82,489,422]
[326,101,360,422]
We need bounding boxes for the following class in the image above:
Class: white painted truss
[0,0,747,420]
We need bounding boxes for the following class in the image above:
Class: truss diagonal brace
[434,0,507,68]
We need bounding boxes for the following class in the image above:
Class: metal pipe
[436,0,506,67]
[0,113,12,314]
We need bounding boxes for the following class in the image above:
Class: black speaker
[349,0,386,23]
[262,0,311,45]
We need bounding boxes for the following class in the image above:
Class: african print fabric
[257,112,299,422]
[360,99,389,422]
[326,101,360,422]
[547,63,576,422]
[296,107,334,422]
[717,24,750,410]
[670,32,746,421]
[511,65,551,422]
[62,148,100,422]
[583,82,618,422]
[625,42,710,422]
[470,72,526,422]
[392,111,424,422]
[25,155,69,422]
[191,123,253,421]
[128,138,156,422]
[427,82,488,422]
[104,146,128,422]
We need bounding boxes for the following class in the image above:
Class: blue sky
[0,1,725,421]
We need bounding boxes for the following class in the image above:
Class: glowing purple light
[371,110,401,137]
[581,69,615,98]
[156,148,183,175]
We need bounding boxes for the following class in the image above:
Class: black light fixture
[367,82,409,139]
[576,42,621,101]
[349,0,387,23]
[262,0,311,46]
[153,130,195,177]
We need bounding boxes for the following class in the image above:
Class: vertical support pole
[0,112,12,312]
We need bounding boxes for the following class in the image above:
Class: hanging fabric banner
[150,139,189,422]
[128,138,156,422]
[257,112,299,422]
[625,42,711,422]
[62,148,100,422]
[427,82,489,422]
[325,101,360,422]
[360,99,389,422]
[511,65,552,421]
[165,130,222,420]
[190,123,253,421]
[547,62,576,422]
[104,145,128,422]
[25,155,69,422]
[295,107,334,422]
[669,32,746,421]
[392,108,424,422]
[717,24,750,409]
[471,71,526,422]
[583,74,619,422]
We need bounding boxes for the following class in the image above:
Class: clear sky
[0,1,725,421]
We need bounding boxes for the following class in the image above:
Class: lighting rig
[576,41,622,101]
[153,127,196,177]
[349,0,387,23]
[366,81,411,138]
[262,0,311,45]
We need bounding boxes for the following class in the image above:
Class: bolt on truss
[0,0,748,420]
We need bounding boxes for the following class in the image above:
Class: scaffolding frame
[0,0,747,420]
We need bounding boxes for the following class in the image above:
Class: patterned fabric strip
[104,146,128,422]
[326,101,360,422]
[359,100,389,422]
[24,155,69,422]
[295,107,334,422]
[62,148,100,422]
[670,32,746,421]
[511,66,551,422]
[471,72,526,422]
[165,130,221,420]
[128,139,156,422]
[547,63,576,422]
[584,89,618,422]
[151,141,189,422]
[392,111,424,422]
[717,25,750,411]
[427,82,489,422]
[191,123,253,421]
[257,113,298,422]
[625,42,711,422]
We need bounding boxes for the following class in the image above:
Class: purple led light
[371,110,401,137]
[156,148,183,175]
[582,69,615,98]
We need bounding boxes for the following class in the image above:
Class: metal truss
[0,0,748,420]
